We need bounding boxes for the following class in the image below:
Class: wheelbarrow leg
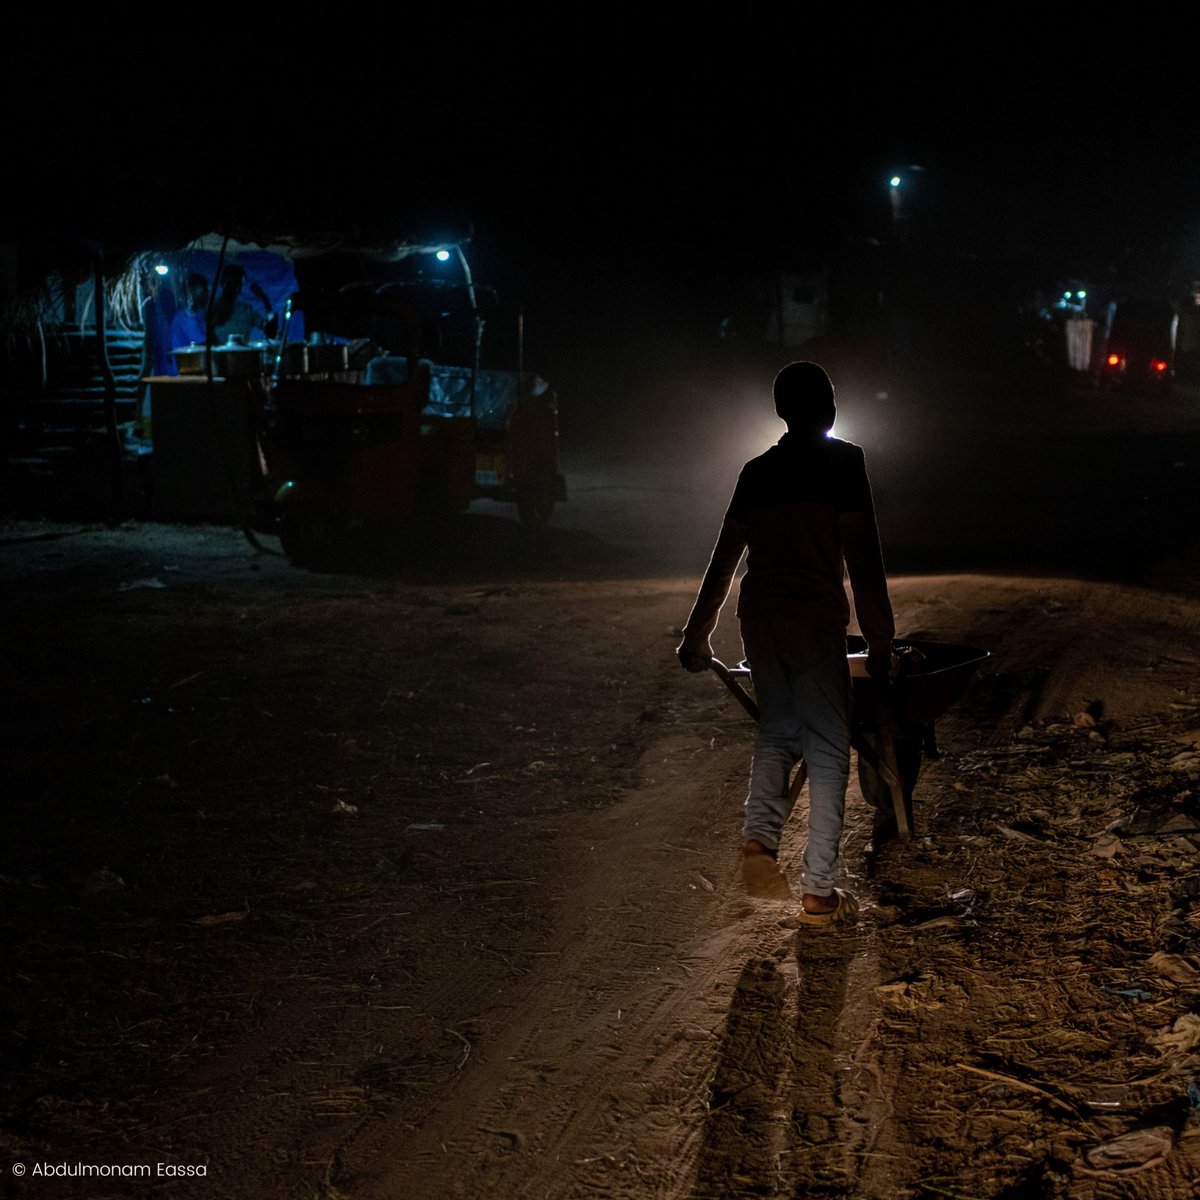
[853,731,913,841]
[877,728,912,840]
[863,676,913,840]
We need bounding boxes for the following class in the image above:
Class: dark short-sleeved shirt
[682,431,894,663]
[729,434,875,626]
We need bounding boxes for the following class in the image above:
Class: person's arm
[677,510,748,671]
[838,448,895,671]
[249,284,279,339]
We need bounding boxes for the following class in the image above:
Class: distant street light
[888,176,903,228]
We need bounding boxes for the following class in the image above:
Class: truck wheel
[517,481,556,529]
[279,503,338,567]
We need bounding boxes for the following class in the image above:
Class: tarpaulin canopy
[180,232,470,264]
[142,231,480,366]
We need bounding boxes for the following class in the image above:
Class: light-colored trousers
[740,620,852,896]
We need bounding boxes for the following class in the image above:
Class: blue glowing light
[436,249,451,262]
[889,176,901,188]
[154,263,169,276]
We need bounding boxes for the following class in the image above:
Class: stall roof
[182,232,471,264]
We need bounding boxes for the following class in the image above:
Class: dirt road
[2,514,1200,1200]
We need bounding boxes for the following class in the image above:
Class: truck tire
[516,480,556,529]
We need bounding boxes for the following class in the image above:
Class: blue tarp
[173,247,306,344]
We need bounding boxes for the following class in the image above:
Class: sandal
[790,888,859,927]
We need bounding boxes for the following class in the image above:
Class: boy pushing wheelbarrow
[705,639,989,879]
[677,362,896,925]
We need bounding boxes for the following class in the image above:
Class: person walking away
[677,361,894,923]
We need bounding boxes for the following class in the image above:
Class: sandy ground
[3,366,1200,1199]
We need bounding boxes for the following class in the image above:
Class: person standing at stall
[212,264,277,343]
[168,272,211,358]
[138,263,175,380]
[676,361,895,922]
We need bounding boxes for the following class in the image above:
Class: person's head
[219,264,246,297]
[185,272,209,310]
[773,360,835,433]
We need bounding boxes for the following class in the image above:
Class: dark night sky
[7,8,1200,368]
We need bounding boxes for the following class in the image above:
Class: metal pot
[213,341,267,378]
[280,341,309,376]
[172,343,207,375]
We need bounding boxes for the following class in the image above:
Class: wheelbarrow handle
[708,659,806,801]
[709,658,761,722]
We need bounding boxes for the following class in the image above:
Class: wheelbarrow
[709,636,989,840]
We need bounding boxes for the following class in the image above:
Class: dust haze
[533,328,1200,588]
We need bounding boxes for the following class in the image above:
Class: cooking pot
[172,340,267,378]
[214,340,268,378]
[172,343,207,375]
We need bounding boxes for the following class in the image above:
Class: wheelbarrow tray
[845,635,990,728]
